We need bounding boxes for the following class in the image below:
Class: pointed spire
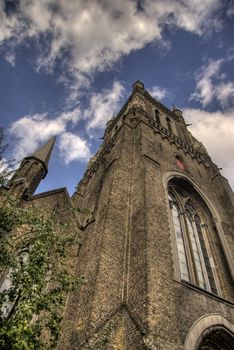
[27,136,56,170]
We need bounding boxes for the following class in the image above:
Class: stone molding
[146,118,209,165]
[184,313,234,350]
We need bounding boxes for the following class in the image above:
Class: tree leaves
[0,199,83,349]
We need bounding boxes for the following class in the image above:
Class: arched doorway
[184,314,234,350]
[197,326,234,350]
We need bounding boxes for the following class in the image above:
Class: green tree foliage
[0,127,16,187]
[0,130,84,349]
[0,127,9,186]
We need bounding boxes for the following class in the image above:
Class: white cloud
[0,0,227,92]
[144,0,222,35]
[226,0,234,18]
[148,86,167,100]
[9,108,81,162]
[4,50,15,66]
[85,81,125,130]
[0,157,16,182]
[190,55,234,108]
[216,82,234,106]
[8,81,126,164]
[58,132,91,164]
[8,80,126,164]
[0,1,20,42]
[183,108,234,189]
[190,59,222,106]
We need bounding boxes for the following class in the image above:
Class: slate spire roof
[26,136,56,171]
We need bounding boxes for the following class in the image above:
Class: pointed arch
[167,178,218,293]
[184,313,234,350]
[163,171,234,282]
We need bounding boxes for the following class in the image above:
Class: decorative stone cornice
[82,86,212,183]
[136,86,177,119]
[146,118,210,165]
[108,85,183,137]
[83,115,210,186]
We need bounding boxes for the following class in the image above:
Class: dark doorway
[197,327,234,350]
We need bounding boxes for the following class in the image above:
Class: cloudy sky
[0,0,234,194]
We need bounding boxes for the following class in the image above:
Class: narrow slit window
[194,215,218,295]
[166,117,172,133]
[155,109,160,125]
[169,194,190,282]
[186,211,207,289]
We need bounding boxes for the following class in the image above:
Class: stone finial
[173,106,182,116]
[173,106,184,122]
[132,80,145,90]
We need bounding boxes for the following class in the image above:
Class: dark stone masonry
[1,81,234,349]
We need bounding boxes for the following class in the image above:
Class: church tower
[58,81,234,349]
[6,136,56,198]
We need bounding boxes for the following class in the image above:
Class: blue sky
[0,0,234,194]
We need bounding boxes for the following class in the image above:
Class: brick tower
[58,81,234,349]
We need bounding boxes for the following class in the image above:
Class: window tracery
[168,182,218,295]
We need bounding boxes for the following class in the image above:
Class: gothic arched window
[155,109,160,125]
[168,180,218,295]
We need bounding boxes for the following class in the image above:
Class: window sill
[174,279,234,307]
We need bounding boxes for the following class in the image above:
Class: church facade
[2,81,234,349]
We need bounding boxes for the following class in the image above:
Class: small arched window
[0,250,29,318]
[0,267,14,317]
[168,182,218,295]
[155,109,160,125]
[166,117,172,133]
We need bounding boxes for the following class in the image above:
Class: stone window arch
[168,178,218,294]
